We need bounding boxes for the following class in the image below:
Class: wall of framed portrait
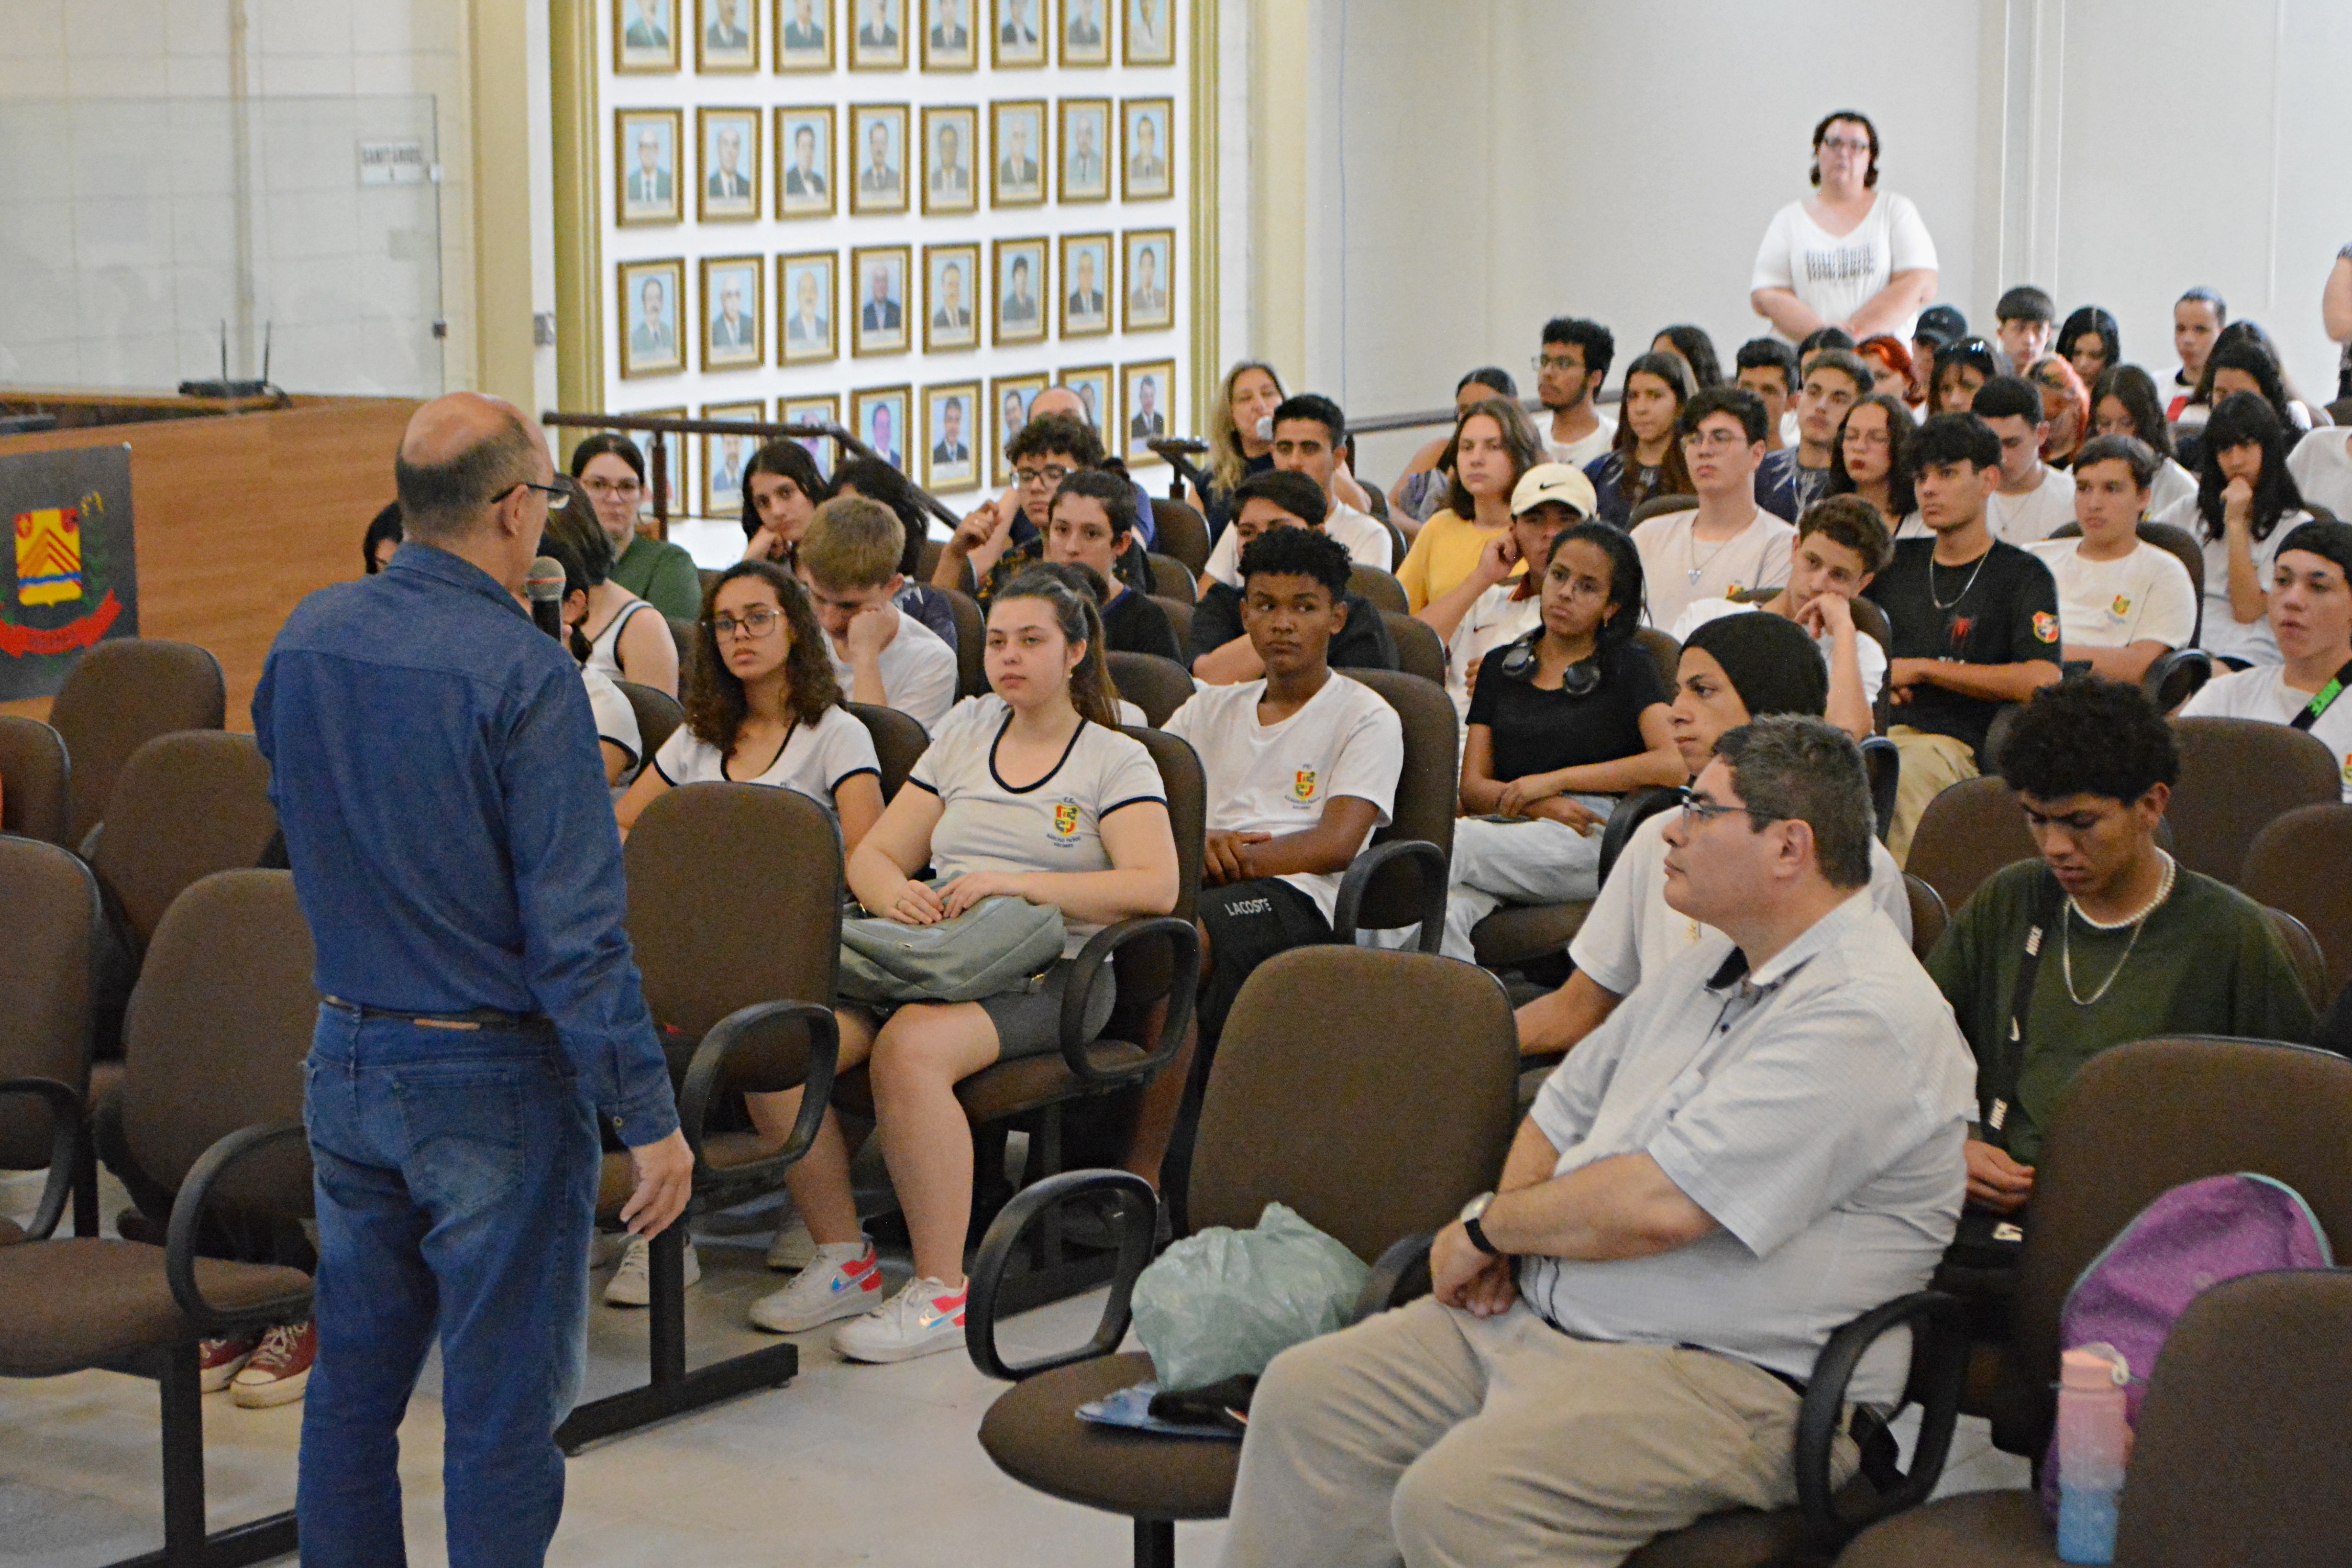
[564,0,1210,523]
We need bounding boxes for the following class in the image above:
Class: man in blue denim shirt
[254,393,693,1568]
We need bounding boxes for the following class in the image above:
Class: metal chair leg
[1134,1517,1175,1568]
[157,1344,206,1567]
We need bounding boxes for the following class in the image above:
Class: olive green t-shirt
[1926,860,2317,1166]
[608,533,704,621]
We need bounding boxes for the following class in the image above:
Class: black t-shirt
[1467,637,1668,783]
[1187,582,1398,673]
[1100,586,1182,661]
[1864,537,2061,758]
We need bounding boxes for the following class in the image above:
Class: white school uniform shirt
[1628,506,1797,632]
[1669,596,1888,707]
[2147,457,2197,522]
[1542,412,1617,471]
[1985,464,2075,547]
[2287,428,2352,523]
[906,695,1170,956]
[580,663,643,773]
[2025,539,2197,651]
[828,607,960,731]
[1162,673,1404,923]
[651,704,880,812]
[2153,497,2307,667]
[1749,190,1939,341]
[2181,666,2352,802]
[1200,501,1392,587]
[585,598,659,684]
[1568,812,1911,1000]
[1444,582,1545,720]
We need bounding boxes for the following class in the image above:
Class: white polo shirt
[1201,500,1393,586]
[581,663,642,772]
[2181,665,2352,802]
[828,607,960,731]
[651,704,880,809]
[2026,539,2197,651]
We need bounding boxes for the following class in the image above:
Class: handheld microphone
[524,555,567,641]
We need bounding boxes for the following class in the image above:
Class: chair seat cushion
[831,1040,1154,1123]
[977,1351,1239,1521]
[0,1237,312,1377]
[0,1218,23,1247]
[1622,1505,1819,1568]
[1470,900,1592,969]
[1837,1490,2055,1567]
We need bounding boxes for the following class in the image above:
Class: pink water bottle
[2056,1345,2131,1563]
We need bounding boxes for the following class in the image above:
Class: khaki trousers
[1217,1298,1851,1568]
[1885,726,1980,867]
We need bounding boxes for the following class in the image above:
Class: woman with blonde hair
[1192,360,1285,539]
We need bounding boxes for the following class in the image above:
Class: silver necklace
[1687,527,1730,585]
[2060,851,2176,1007]
[1928,546,1991,611]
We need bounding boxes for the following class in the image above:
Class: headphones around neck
[1499,629,1601,696]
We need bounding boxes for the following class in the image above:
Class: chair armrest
[2142,647,2213,714]
[0,1077,83,1240]
[1058,916,1201,1084]
[1351,1231,1435,1324]
[677,999,841,1189]
[1330,839,1447,952]
[966,1167,1159,1382]
[164,1121,315,1337]
[1794,1289,1968,1548]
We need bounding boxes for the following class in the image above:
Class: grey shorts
[977,957,1119,1062]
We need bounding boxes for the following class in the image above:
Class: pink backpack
[2040,1172,2331,1518]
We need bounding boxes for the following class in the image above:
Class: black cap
[1917,304,1968,340]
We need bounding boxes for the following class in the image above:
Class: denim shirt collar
[386,541,530,620]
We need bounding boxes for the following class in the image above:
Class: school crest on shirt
[2032,611,2059,643]
[1051,801,1082,838]
[2109,594,2133,619]
[1292,767,1318,802]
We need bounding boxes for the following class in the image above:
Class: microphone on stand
[525,555,567,641]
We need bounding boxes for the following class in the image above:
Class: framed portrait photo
[923,381,983,494]
[991,0,1046,67]
[1057,98,1110,202]
[852,385,914,475]
[1122,0,1172,65]
[702,401,764,518]
[615,108,684,227]
[635,408,691,511]
[850,244,912,357]
[615,0,681,72]
[1121,228,1173,332]
[1058,232,1111,339]
[1120,360,1175,464]
[1058,364,1112,436]
[923,243,982,353]
[917,0,977,68]
[774,0,835,69]
[699,254,764,371]
[1059,0,1109,65]
[696,0,759,69]
[990,372,1049,486]
[848,103,910,215]
[1120,97,1173,201]
[990,99,1046,208]
[992,236,1049,347]
[920,105,979,216]
[774,106,836,219]
[777,250,838,364]
[618,258,687,379]
[697,107,760,221]
[847,0,906,69]
[781,394,841,479]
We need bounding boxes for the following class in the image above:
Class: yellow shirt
[1395,507,1517,612]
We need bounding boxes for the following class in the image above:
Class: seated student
[2090,364,2198,518]
[1167,526,1404,1044]
[1994,284,2056,375]
[1755,347,1870,523]
[2181,326,2315,438]
[1828,391,1921,537]
[830,457,961,652]
[1221,717,1974,1568]
[2029,354,2090,469]
[1532,320,1618,470]
[1039,470,1181,660]
[362,502,402,574]
[1416,464,1594,721]
[535,527,643,787]
[1630,386,1796,632]
[2288,414,2352,523]
[1198,394,1392,585]
[1016,561,1153,728]
[798,495,959,730]
[2182,519,2352,800]
[1517,612,1912,1060]
[1930,335,2002,415]
[2163,287,2227,422]
[1027,384,1162,545]
[739,438,830,566]
[569,432,703,621]
[1189,470,1398,683]
[1402,397,1548,607]
[1388,368,1521,527]
[1864,413,2063,862]
[745,569,1178,1358]
[1972,375,2077,545]
[1421,523,1681,960]
[1929,678,2314,1219]
[1856,334,1917,401]
[2026,434,2197,685]
[1581,352,1695,531]
[543,495,680,697]
[603,561,884,1305]
[1674,494,1892,740]
[934,415,1126,610]
[2056,304,2120,388]
[1651,323,1723,390]
[2154,390,2311,669]
[1733,336,1799,452]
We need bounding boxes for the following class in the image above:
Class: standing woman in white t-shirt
[746,568,1179,1362]
[1750,110,1939,344]
[2159,391,2311,669]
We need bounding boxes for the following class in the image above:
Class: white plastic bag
[1130,1202,1370,1391]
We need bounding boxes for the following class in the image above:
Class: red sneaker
[199,1335,260,1393]
[231,1320,315,1408]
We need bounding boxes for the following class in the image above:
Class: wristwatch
[1459,1191,1500,1256]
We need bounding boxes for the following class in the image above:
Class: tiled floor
[2,1168,2028,1567]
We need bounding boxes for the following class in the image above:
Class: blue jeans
[298,1004,601,1568]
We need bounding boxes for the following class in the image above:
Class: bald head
[1028,386,1086,424]
[395,393,549,541]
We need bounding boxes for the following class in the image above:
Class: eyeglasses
[498,481,571,507]
[1679,429,1748,451]
[1819,135,1872,154]
[1531,354,1582,373]
[709,607,782,640]
[1014,464,1072,488]
[581,476,643,499]
[1672,785,1755,830]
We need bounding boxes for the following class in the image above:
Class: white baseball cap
[1509,462,1596,519]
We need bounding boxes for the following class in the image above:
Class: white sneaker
[747,1241,885,1333]
[765,1215,817,1272]
[833,1275,969,1364]
[602,1235,700,1307]
[588,1231,626,1270]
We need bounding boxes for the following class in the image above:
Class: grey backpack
[838,894,1067,1004]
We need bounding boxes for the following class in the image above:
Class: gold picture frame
[1121,227,1173,332]
[774,0,836,69]
[698,254,765,371]
[775,105,837,218]
[850,243,913,356]
[702,400,765,517]
[616,0,683,72]
[850,384,914,473]
[778,250,839,364]
[847,0,908,69]
[1057,97,1110,202]
[1121,0,1172,66]
[618,258,688,378]
[1119,95,1173,201]
[923,243,981,353]
[923,380,983,493]
[849,102,911,215]
[781,393,842,479]
[696,106,761,221]
[991,236,1049,347]
[990,0,1047,67]
[989,98,1047,208]
[1120,358,1175,464]
[1058,231,1111,338]
[615,108,685,227]
[919,104,980,215]
[990,372,1049,486]
[1057,363,1111,437]
[695,0,760,70]
[1058,0,1109,66]
[917,0,978,69]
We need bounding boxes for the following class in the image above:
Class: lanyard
[2290,659,2352,732]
